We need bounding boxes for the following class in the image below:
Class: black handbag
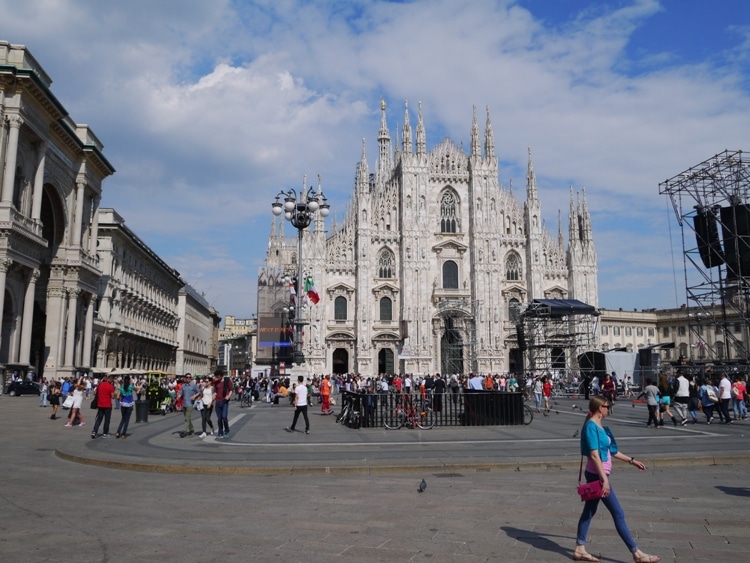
[90,390,98,410]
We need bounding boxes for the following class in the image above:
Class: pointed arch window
[443,260,459,289]
[378,249,394,278]
[440,191,459,233]
[506,253,521,281]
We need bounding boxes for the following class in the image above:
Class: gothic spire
[526,146,538,202]
[470,105,480,158]
[402,100,412,154]
[416,101,426,157]
[558,209,564,247]
[568,186,579,244]
[356,138,369,193]
[377,98,392,183]
[580,187,593,242]
[484,105,495,159]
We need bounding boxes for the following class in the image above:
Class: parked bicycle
[383,394,434,430]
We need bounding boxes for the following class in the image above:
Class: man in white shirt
[286,375,310,434]
[673,372,690,425]
[718,372,733,425]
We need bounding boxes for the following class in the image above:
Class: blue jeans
[534,392,542,410]
[117,405,133,436]
[215,401,229,435]
[576,471,637,552]
[732,398,747,418]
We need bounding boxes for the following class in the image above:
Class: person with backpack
[699,378,719,424]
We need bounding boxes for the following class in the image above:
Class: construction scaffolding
[659,149,750,362]
[519,299,599,380]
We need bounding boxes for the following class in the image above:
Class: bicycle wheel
[523,404,534,425]
[415,406,435,429]
[383,408,405,429]
[336,404,350,424]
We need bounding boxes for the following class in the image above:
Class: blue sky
[1,0,748,319]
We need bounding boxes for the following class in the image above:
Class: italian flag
[305,277,320,305]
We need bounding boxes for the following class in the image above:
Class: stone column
[0,259,12,347]
[31,141,47,221]
[89,196,100,254]
[72,181,85,247]
[82,294,96,367]
[19,269,40,364]
[1,115,24,203]
[65,289,80,367]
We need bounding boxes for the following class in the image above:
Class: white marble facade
[262,101,598,376]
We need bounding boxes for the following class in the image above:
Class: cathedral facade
[258,102,597,376]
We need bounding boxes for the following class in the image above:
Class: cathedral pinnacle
[484,106,495,158]
[526,146,538,202]
[470,105,480,158]
[402,100,413,154]
[416,101,426,157]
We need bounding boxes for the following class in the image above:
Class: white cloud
[1,0,748,317]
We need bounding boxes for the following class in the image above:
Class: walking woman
[49,381,61,420]
[574,396,660,563]
[115,375,137,439]
[65,378,86,428]
[199,377,215,438]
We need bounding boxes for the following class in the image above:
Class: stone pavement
[1,393,749,562]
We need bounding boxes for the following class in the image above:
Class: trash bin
[135,400,149,423]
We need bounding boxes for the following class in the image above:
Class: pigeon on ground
[572,404,579,410]
[573,430,579,437]
[418,479,427,493]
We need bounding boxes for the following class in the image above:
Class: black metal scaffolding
[659,149,750,361]
[519,299,599,379]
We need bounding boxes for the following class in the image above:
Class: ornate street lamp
[271,176,330,365]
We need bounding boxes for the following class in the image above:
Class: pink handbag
[577,457,604,501]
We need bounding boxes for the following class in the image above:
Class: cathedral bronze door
[378,348,394,375]
[440,316,464,375]
[332,348,349,375]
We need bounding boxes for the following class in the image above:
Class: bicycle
[383,395,434,430]
[523,404,534,425]
[240,390,252,408]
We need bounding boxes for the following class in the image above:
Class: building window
[440,191,458,233]
[377,249,394,278]
[625,327,632,337]
[734,322,742,334]
[506,253,521,281]
[662,327,669,337]
[334,296,347,320]
[613,326,621,336]
[443,260,458,289]
[380,297,392,321]
[509,298,520,323]
[648,328,655,337]
[601,326,609,336]
[678,326,686,336]
[637,327,643,337]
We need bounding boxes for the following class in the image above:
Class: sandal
[573,553,600,562]
[633,553,660,563]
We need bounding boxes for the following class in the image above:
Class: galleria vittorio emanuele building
[257,101,598,376]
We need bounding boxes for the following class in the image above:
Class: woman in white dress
[65,379,86,428]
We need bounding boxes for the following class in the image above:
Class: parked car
[7,380,40,396]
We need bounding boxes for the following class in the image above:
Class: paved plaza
[1,393,749,562]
